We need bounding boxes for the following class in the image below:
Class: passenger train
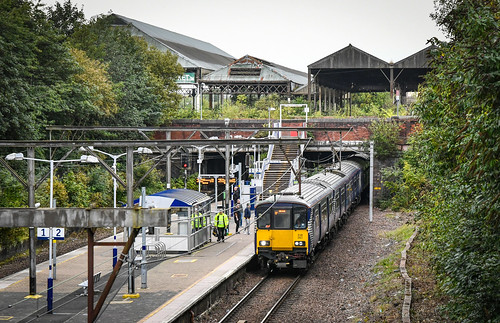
[255,157,368,270]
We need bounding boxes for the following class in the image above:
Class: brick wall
[162,116,419,143]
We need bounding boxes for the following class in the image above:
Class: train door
[312,206,320,245]
[320,199,328,240]
[347,182,352,207]
[328,193,334,229]
[335,191,340,221]
[327,196,332,231]
[271,207,293,250]
[357,171,362,198]
[340,187,346,215]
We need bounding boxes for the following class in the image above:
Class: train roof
[257,159,363,208]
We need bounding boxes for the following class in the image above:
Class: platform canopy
[135,189,211,208]
[0,208,169,228]
[308,44,435,93]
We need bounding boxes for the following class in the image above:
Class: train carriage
[255,158,368,270]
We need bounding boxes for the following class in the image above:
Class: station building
[109,14,434,115]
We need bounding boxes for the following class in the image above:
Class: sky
[41,0,446,73]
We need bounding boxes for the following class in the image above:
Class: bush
[369,120,401,159]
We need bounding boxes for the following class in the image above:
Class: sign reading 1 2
[37,227,65,240]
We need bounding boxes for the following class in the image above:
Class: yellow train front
[254,158,367,271]
[255,199,311,270]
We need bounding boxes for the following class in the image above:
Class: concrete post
[369,141,374,222]
[126,147,135,294]
[225,129,230,210]
[166,131,171,189]
[27,147,36,295]
[141,187,147,289]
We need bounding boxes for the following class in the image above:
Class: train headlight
[259,240,270,246]
[294,241,305,246]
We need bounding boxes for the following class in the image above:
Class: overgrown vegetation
[380,1,500,321]
[368,222,415,321]
[368,120,402,160]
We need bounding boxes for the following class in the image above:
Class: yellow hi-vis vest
[198,213,206,228]
[215,212,228,228]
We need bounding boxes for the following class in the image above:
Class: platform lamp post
[80,146,125,268]
[5,152,98,313]
[78,146,153,269]
[268,107,276,138]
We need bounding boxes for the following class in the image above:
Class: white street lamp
[5,152,98,313]
[79,146,152,268]
[268,107,276,138]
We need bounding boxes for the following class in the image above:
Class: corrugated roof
[393,45,436,68]
[110,14,234,71]
[202,55,307,86]
[134,189,210,208]
[309,44,389,69]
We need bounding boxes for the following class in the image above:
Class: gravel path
[197,204,407,322]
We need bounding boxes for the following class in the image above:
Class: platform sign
[196,178,215,184]
[37,227,65,240]
[176,72,195,83]
[217,178,236,184]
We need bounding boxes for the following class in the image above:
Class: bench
[78,272,101,296]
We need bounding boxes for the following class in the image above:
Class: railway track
[218,273,301,323]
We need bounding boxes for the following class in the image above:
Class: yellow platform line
[138,251,242,322]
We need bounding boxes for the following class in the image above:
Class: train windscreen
[273,208,291,229]
[293,206,307,229]
[256,204,307,230]
[256,205,271,229]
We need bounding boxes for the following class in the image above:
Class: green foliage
[133,159,166,197]
[350,92,396,117]
[171,173,199,191]
[0,228,29,250]
[0,0,79,139]
[69,14,183,128]
[368,120,401,159]
[379,134,430,211]
[404,1,500,321]
[46,0,85,37]
[61,171,89,207]
[0,169,27,207]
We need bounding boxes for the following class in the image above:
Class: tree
[70,15,183,129]
[0,0,98,140]
[45,0,85,37]
[0,0,52,140]
[411,1,500,321]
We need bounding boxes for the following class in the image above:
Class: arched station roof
[109,14,235,73]
[308,44,435,93]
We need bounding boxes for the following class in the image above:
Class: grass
[363,223,415,321]
[363,220,451,322]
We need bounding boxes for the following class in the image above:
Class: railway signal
[181,154,189,169]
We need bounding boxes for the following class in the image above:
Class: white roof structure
[110,14,235,72]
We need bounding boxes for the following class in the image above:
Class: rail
[261,275,301,323]
[218,275,269,323]
[218,274,301,323]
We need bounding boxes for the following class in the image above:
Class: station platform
[0,223,255,322]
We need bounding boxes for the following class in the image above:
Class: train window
[293,206,307,229]
[273,208,291,229]
[256,206,271,229]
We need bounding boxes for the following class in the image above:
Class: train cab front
[255,203,309,270]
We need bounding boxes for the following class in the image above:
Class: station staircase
[262,143,300,198]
